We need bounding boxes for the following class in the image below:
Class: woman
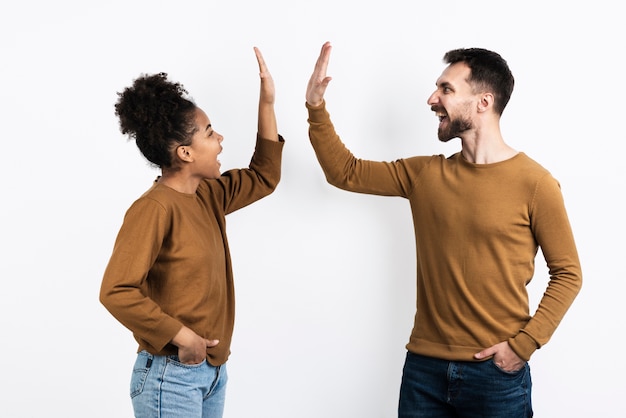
[100,47,283,417]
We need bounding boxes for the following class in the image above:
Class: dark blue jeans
[399,351,533,418]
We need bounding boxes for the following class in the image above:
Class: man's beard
[438,115,472,142]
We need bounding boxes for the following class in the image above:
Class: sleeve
[203,134,284,215]
[306,101,416,198]
[99,198,184,351]
[508,174,583,360]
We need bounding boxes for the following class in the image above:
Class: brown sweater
[307,102,582,361]
[100,135,283,366]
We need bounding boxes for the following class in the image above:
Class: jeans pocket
[490,359,526,376]
[130,351,153,399]
[166,356,207,368]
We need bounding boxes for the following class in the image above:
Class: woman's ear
[176,146,193,162]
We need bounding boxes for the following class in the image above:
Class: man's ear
[176,146,193,162]
[477,93,494,113]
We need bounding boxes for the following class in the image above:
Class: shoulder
[515,153,551,175]
[128,182,191,215]
[513,153,561,191]
[508,154,568,209]
[403,153,448,167]
[197,177,222,198]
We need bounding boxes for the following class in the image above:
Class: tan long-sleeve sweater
[100,136,283,366]
[307,101,581,361]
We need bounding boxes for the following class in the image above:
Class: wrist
[171,326,194,348]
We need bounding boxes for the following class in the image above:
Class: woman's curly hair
[114,72,197,168]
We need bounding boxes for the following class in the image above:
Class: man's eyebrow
[205,123,212,131]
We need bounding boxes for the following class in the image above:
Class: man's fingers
[314,42,331,77]
[306,42,334,106]
[474,347,495,360]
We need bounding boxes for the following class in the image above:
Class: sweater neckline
[455,151,525,168]
[152,179,198,198]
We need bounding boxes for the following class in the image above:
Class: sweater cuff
[508,331,539,361]
[255,133,285,156]
[305,100,328,122]
[151,319,185,352]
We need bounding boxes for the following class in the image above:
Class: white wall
[1,1,623,417]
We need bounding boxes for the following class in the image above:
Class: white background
[1,1,623,417]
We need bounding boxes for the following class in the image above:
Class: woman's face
[187,107,224,179]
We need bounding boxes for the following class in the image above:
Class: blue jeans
[130,351,228,418]
[398,351,532,418]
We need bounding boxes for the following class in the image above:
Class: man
[305,42,582,417]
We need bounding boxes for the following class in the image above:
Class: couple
[100,43,582,418]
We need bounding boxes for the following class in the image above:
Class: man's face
[427,62,478,142]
